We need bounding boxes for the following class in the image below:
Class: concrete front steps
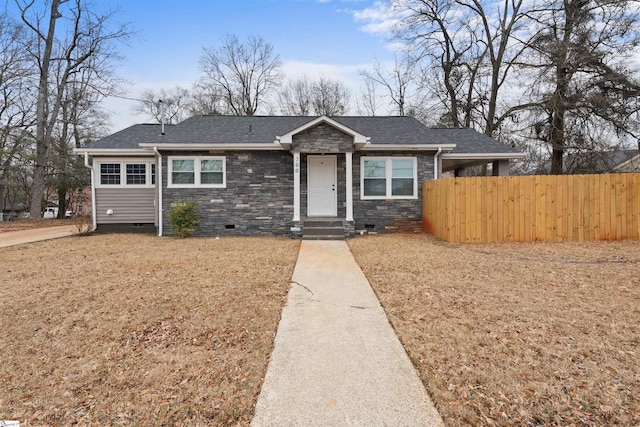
[302,218,345,240]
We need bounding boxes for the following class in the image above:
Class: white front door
[308,155,337,216]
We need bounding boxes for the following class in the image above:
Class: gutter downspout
[154,147,163,236]
[434,147,443,180]
[84,152,97,231]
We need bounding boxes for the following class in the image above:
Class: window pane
[172,172,194,184]
[201,159,222,172]
[363,160,386,178]
[201,172,223,184]
[171,159,194,185]
[126,164,146,185]
[392,159,414,178]
[392,178,414,196]
[151,164,156,185]
[364,178,386,196]
[172,159,194,172]
[100,163,120,185]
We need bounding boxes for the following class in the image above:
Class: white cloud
[282,60,365,82]
[350,1,400,35]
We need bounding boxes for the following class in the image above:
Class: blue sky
[99,0,396,131]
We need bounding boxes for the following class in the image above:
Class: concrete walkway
[0,225,78,248]
[252,240,444,426]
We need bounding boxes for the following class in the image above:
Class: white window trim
[360,156,418,200]
[168,156,226,188]
[95,158,156,188]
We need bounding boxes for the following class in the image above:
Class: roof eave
[613,153,640,170]
[138,142,284,151]
[361,143,456,151]
[73,148,151,156]
[441,152,526,159]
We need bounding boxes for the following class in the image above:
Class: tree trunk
[549,83,567,174]
[550,144,564,175]
[29,0,62,217]
[56,187,67,219]
[0,181,5,221]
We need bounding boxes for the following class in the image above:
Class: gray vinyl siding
[95,188,156,224]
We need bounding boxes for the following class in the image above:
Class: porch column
[492,159,510,176]
[293,151,301,222]
[345,151,353,221]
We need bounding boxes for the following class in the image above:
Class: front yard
[0,235,299,425]
[2,232,638,426]
[349,234,640,426]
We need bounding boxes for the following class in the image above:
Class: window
[96,160,155,188]
[126,164,146,185]
[100,163,121,185]
[168,156,226,188]
[172,159,194,184]
[361,157,417,199]
[391,159,414,196]
[200,159,223,184]
[363,159,386,196]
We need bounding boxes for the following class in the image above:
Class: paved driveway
[0,225,78,248]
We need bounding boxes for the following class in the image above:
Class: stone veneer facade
[162,150,294,237]
[353,151,434,234]
[160,123,435,237]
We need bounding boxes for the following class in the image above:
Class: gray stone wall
[352,151,434,233]
[161,150,294,236]
[159,147,435,237]
[292,123,355,153]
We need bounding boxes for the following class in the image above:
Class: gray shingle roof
[84,115,521,155]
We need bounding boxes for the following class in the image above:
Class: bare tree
[396,0,531,135]
[0,14,35,217]
[521,0,640,174]
[200,34,282,116]
[276,75,351,116]
[278,77,313,115]
[48,55,112,218]
[357,78,378,116]
[360,54,417,115]
[18,0,130,216]
[311,76,351,116]
[133,87,192,124]
[397,0,486,127]
[189,82,228,116]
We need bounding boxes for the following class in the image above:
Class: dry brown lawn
[0,234,299,426]
[349,234,640,427]
[0,218,76,233]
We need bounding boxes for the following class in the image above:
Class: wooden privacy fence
[423,174,640,243]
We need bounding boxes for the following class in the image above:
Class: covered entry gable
[276,116,369,152]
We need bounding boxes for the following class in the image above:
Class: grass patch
[349,234,640,426]
[0,234,299,425]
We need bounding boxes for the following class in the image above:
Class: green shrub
[168,200,201,238]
